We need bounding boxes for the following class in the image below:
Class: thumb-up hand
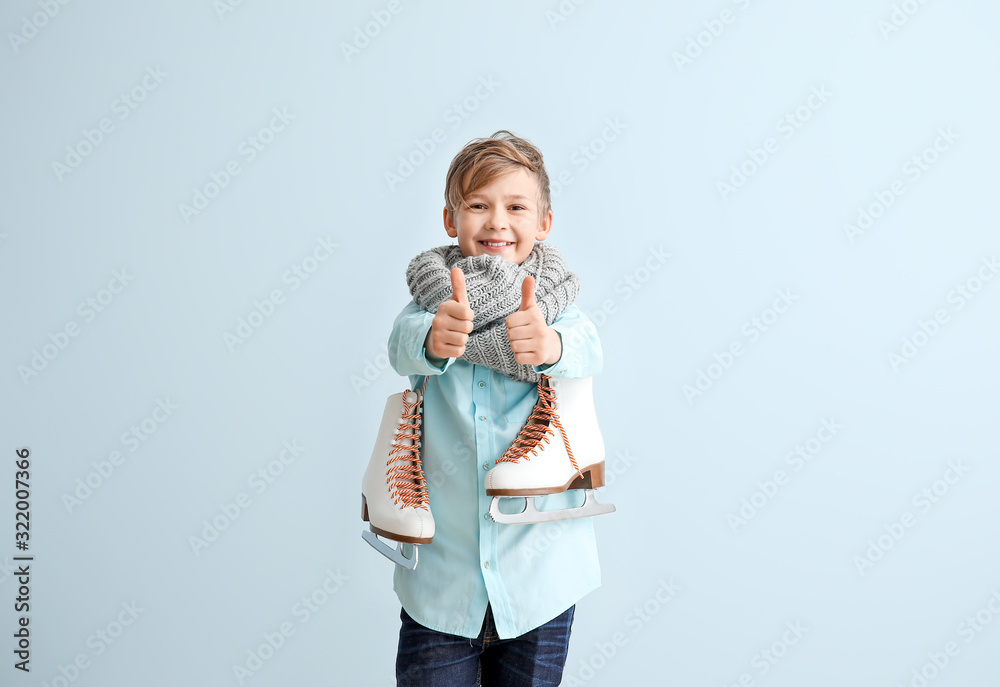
[506,276,561,366]
[451,266,468,307]
[426,267,475,360]
[518,274,536,312]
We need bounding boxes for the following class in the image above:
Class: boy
[387,130,604,686]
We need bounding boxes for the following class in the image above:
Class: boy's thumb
[451,267,468,305]
[520,276,536,311]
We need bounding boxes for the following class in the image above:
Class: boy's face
[443,167,552,265]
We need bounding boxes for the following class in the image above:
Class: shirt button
[484,513,490,520]
[478,381,486,388]
[482,462,490,471]
[484,561,491,569]
[478,415,486,421]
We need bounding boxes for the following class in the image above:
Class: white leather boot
[485,375,615,524]
[361,387,434,569]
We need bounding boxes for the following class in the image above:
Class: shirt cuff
[423,347,454,371]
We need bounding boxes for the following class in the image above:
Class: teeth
[482,241,511,247]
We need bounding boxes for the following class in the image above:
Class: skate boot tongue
[496,375,571,468]
[387,389,430,511]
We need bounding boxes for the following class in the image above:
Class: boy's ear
[443,206,457,238]
[535,210,553,241]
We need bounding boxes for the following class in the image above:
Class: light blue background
[2,0,999,685]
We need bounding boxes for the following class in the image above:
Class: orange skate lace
[495,375,582,477]
[387,378,430,510]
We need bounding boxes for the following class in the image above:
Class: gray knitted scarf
[406,243,580,383]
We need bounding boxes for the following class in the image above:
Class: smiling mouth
[480,241,513,247]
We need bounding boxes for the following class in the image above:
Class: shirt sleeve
[533,303,603,379]
[388,300,457,377]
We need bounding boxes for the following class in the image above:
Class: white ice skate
[361,380,433,569]
[486,375,615,524]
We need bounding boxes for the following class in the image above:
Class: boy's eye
[510,205,525,211]
[470,203,486,210]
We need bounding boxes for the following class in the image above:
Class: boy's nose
[487,209,509,229]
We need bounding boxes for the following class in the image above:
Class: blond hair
[444,130,551,220]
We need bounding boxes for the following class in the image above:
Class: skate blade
[361,530,419,570]
[489,489,616,525]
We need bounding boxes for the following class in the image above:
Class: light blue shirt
[387,299,604,639]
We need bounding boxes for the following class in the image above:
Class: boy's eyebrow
[467,193,532,201]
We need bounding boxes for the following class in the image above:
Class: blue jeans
[396,604,575,687]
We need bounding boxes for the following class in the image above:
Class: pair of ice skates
[361,374,615,569]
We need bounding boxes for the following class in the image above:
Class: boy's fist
[506,276,562,367]
[425,267,474,361]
